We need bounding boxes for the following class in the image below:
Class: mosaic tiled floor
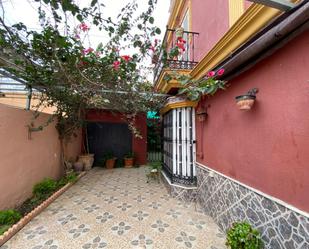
[2,167,226,249]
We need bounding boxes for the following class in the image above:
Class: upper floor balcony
[153,28,199,94]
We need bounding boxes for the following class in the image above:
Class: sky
[1,0,171,81]
[1,0,170,46]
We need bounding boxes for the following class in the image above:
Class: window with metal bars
[163,107,196,186]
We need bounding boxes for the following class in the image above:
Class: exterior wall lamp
[235,88,259,110]
[196,105,208,122]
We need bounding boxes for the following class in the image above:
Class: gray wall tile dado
[196,165,309,249]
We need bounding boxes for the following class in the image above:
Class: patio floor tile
[2,167,226,249]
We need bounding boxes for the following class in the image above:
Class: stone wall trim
[196,162,309,218]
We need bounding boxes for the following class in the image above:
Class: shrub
[0,209,22,225]
[226,222,263,249]
[32,178,57,199]
[0,224,10,235]
[57,172,78,187]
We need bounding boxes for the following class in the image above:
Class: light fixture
[196,105,208,121]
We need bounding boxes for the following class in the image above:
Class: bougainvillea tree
[0,0,165,140]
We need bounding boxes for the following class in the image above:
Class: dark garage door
[87,122,132,166]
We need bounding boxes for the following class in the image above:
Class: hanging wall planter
[196,106,207,122]
[235,88,259,110]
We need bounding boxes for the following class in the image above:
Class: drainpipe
[216,0,309,80]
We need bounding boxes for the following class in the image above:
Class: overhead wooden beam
[247,0,296,11]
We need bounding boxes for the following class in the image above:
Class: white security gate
[163,107,196,185]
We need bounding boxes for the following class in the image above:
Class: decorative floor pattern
[2,167,226,249]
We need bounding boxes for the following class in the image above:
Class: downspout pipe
[216,0,309,81]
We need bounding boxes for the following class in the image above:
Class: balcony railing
[153,28,199,84]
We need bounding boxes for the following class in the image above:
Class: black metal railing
[153,28,199,84]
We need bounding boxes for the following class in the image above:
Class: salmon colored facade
[191,0,229,60]
[86,110,147,165]
[0,104,81,210]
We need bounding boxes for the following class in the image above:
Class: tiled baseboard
[196,165,309,249]
[161,171,197,203]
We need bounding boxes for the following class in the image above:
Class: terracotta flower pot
[124,158,134,168]
[78,154,94,170]
[235,95,256,110]
[105,158,117,169]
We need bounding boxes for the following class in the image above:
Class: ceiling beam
[247,0,296,11]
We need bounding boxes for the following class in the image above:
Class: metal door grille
[163,107,196,185]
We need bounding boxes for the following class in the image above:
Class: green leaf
[90,0,98,7]
[155,28,161,34]
[149,17,154,24]
[76,14,83,22]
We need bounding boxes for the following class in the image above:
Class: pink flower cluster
[79,23,90,32]
[83,47,94,55]
[206,68,225,78]
[150,39,159,52]
[176,37,186,52]
[112,55,132,70]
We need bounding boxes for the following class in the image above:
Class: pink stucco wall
[0,104,81,209]
[191,0,229,61]
[196,31,309,212]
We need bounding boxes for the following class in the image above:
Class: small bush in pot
[103,151,117,169]
[226,222,263,249]
[124,152,135,168]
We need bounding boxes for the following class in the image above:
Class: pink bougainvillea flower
[77,60,87,68]
[177,37,186,43]
[113,60,121,70]
[82,47,94,55]
[176,37,186,52]
[79,23,89,32]
[95,51,101,57]
[176,43,186,52]
[207,71,216,77]
[149,45,155,52]
[121,55,132,62]
[217,68,225,76]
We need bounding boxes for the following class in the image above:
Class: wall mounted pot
[196,106,207,122]
[235,95,256,110]
[235,88,258,110]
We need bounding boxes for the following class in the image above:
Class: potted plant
[235,88,259,110]
[124,152,135,168]
[175,27,184,39]
[78,125,94,171]
[103,151,117,169]
[226,222,263,249]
